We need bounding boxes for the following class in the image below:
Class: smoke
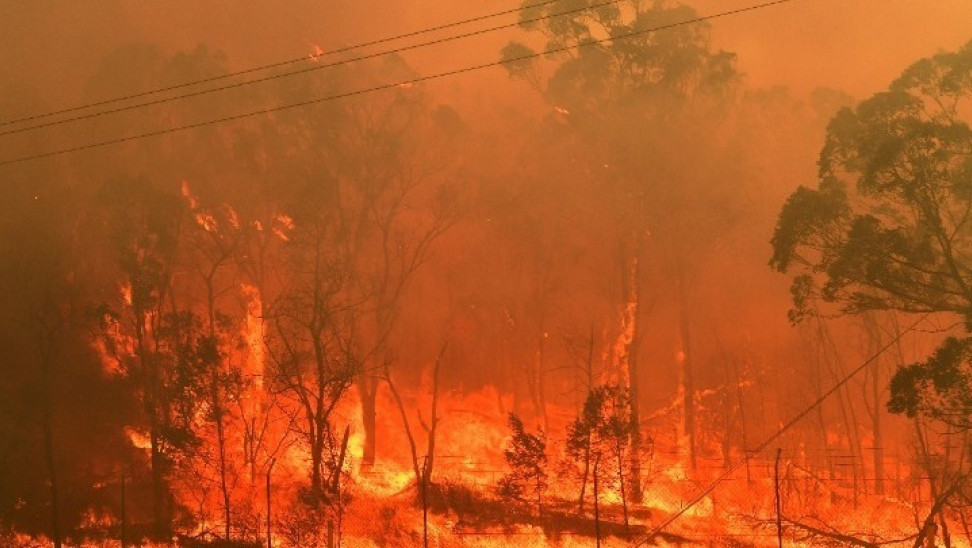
[0,0,970,543]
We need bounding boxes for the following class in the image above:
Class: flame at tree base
[20,383,963,547]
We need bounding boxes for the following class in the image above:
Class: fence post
[266,458,275,548]
[593,453,601,548]
[422,455,429,548]
[120,472,126,548]
[775,448,783,548]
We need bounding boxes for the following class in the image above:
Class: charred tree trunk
[731,354,752,483]
[206,276,233,541]
[328,426,351,494]
[387,373,424,489]
[388,342,447,490]
[578,441,591,515]
[534,332,549,432]
[212,374,231,540]
[310,432,324,495]
[42,408,61,548]
[676,269,697,473]
[912,481,962,548]
[616,440,629,535]
[617,233,644,502]
[817,321,865,482]
[863,313,886,496]
[871,359,886,496]
[627,318,644,503]
[593,453,602,548]
[138,319,171,540]
[39,338,61,548]
[359,374,378,469]
[310,330,331,496]
[420,353,442,483]
[149,424,170,540]
[577,328,596,515]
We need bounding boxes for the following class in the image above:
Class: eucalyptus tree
[92,176,186,538]
[502,0,740,493]
[770,41,972,406]
[770,41,972,539]
[498,413,549,518]
[264,175,358,501]
[320,56,461,470]
[565,384,636,527]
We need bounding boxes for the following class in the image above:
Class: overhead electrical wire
[0,0,630,137]
[0,0,583,128]
[0,0,796,167]
[631,312,932,547]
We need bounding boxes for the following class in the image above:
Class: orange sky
[3,0,971,109]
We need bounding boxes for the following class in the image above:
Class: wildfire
[271,213,293,241]
[119,282,132,306]
[180,179,198,210]
[125,426,152,451]
[240,283,265,383]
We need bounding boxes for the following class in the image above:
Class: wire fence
[56,447,966,548]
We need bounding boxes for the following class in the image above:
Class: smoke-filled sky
[4,0,971,113]
[2,2,972,543]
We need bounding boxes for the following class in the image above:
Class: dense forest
[2,1,972,546]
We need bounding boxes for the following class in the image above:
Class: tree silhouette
[498,413,548,517]
[502,0,739,490]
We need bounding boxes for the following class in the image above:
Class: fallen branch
[911,480,963,548]
[783,517,878,548]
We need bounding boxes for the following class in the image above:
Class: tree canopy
[771,40,972,424]
[771,40,972,324]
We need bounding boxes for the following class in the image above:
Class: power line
[0,0,796,167]
[631,312,931,547]
[0,0,577,129]
[0,0,634,138]
[0,0,636,137]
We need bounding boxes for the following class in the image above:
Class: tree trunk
[676,269,697,473]
[871,357,885,496]
[864,314,886,496]
[616,233,644,502]
[578,441,590,514]
[37,335,61,548]
[627,314,644,502]
[150,426,170,539]
[42,382,61,548]
[359,375,378,469]
[207,277,232,541]
[617,442,629,535]
[310,430,324,495]
[212,374,231,540]
[535,333,549,432]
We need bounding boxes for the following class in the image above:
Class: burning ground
[2,0,972,546]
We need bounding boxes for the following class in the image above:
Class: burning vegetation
[2,1,972,547]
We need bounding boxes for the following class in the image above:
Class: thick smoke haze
[2,0,972,546]
[5,0,971,107]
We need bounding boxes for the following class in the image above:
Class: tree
[888,337,972,429]
[265,177,358,501]
[770,40,972,407]
[385,341,448,495]
[93,176,184,539]
[331,70,459,470]
[564,384,636,530]
[498,413,549,518]
[0,173,135,545]
[502,0,740,490]
[770,40,972,325]
[176,187,251,541]
[770,39,972,543]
